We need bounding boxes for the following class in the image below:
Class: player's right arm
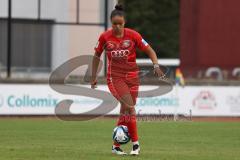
[91,52,101,89]
[91,33,105,89]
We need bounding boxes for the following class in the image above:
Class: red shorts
[107,75,139,105]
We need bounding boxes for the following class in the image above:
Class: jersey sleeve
[134,31,150,51]
[94,33,105,56]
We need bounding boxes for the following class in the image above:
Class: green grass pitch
[0,118,239,160]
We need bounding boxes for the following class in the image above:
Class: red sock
[126,114,138,142]
[113,114,127,147]
[117,114,126,126]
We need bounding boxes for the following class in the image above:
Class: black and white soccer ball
[112,125,130,145]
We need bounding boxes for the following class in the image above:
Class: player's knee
[128,106,136,115]
[120,101,134,108]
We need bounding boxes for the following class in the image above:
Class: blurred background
[0,0,240,117]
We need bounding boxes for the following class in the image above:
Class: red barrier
[180,0,240,75]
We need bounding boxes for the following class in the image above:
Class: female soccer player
[91,4,164,155]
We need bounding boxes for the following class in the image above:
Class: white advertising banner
[0,84,240,116]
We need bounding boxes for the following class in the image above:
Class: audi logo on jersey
[111,50,130,57]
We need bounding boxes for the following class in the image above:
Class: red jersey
[94,28,149,78]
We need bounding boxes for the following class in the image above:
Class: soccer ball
[112,125,130,145]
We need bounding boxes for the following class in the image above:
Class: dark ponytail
[110,4,125,19]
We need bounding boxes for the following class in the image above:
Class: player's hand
[153,67,166,79]
[91,80,97,89]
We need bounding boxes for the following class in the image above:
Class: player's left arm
[144,46,165,77]
[134,30,165,77]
